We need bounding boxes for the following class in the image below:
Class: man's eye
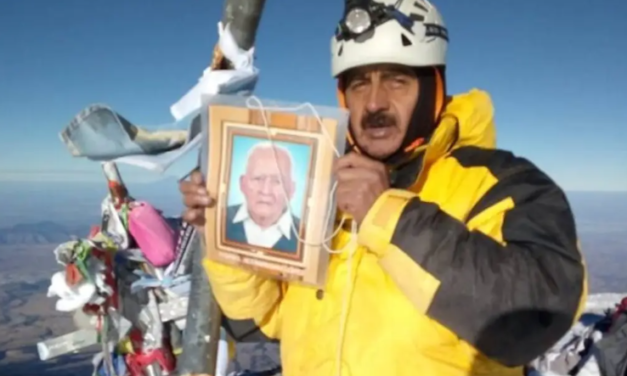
[389,76,409,86]
[348,80,366,90]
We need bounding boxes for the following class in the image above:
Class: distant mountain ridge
[0,221,92,245]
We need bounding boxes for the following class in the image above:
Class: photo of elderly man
[225,140,306,253]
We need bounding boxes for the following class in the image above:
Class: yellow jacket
[204,89,587,376]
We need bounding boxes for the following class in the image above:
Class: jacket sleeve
[203,258,283,342]
[357,149,587,367]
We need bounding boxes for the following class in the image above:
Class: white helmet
[331,0,448,77]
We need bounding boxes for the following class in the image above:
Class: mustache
[361,111,396,129]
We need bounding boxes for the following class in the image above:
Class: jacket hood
[423,88,496,165]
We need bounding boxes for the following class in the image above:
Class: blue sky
[0,0,625,191]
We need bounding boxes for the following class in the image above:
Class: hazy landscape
[0,180,284,376]
[0,180,625,375]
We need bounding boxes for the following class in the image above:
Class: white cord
[243,95,358,376]
[242,95,355,254]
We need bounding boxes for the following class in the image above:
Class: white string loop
[240,95,358,254]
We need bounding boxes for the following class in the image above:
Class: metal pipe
[177,1,267,374]
[220,0,266,51]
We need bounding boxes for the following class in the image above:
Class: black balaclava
[344,65,447,171]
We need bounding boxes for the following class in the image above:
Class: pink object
[89,225,100,238]
[128,201,176,267]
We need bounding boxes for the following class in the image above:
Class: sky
[0,0,625,191]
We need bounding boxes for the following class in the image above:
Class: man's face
[343,64,420,160]
[240,146,295,223]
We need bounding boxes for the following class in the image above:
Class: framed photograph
[203,104,340,286]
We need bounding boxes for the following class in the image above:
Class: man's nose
[260,178,273,194]
[365,82,390,113]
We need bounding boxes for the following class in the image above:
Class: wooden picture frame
[203,104,338,286]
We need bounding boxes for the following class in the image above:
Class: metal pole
[221,0,266,51]
[102,161,129,204]
[177,2,267,375]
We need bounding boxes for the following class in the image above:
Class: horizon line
[0,179,625,194]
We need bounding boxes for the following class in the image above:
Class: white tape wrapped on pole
[170,21,259,121]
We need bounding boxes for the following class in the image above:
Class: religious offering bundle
[35,104,236,376]
[200,94,350,287]
[37,162,196,376]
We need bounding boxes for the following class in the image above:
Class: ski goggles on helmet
[335,0,415,41]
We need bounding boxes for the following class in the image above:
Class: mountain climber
[180,1,587,375]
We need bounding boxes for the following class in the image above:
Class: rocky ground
[0,276,95,376]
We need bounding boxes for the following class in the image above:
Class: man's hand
[179,170,215,230]
[334,152,390,225]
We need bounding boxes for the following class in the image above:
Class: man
[180,1,587,375]
[226,142,300,253]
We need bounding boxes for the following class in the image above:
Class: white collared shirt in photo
[232,203,294,248]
